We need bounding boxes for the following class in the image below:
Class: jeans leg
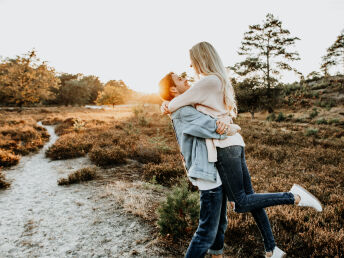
[208,188,228,255]
[185,185,224,258]
[241,150,276,252]
[216,146,295,213]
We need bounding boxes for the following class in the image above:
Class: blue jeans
[185,185,228,258]
[215,145,295,252]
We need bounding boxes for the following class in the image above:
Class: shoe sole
[292,183,323,212]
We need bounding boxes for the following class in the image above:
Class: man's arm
[177,106,228,140]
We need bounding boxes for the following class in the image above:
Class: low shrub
[315,99,336,110]
[276,112,286,122]
[316,118,328,124]
[157,179,200,240]
[130,144,162,164]
[41,117,64,125]
[266,113,276,121]
[305,128,319,136]
[58,167,97,185]
[294,117,306,123]
[142,162,185,186]
[45,133,93,160]
[132,104,151,126]
[89,145,127,167]
[0,124,49,156]
[0,148,20,167]
[72,118,86,132]
[54,117,78,135]
[309,107,319,119]
[328,118,340,125]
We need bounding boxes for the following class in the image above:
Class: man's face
[171,73,190,94]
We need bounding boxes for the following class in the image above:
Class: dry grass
[224,113,344,257]
[102,180,167,222]
[1,104,343,256]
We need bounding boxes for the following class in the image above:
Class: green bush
[276,112,286,122]
[294,117,305,123]
[328,118,340,125]
[316,100,336,110]
[157,179,200,240]
[316,118,328,125]
[58,167,97,185]
[305,128,319,136]
[266,113,276,121]
[309,108,319,119]
[266,112,287,122]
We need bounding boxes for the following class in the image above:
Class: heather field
[0,104,343,257]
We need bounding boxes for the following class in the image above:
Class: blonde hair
[189,41,237,118]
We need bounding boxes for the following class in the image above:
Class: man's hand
[160,101,171,115]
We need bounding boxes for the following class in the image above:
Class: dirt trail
[0,122,166,257]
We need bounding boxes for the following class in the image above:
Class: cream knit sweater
[168,74,245,162]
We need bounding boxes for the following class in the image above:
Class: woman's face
[190,58,201,75]
[171,73,190,94]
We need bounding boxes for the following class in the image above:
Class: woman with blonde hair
[161,41,323,258]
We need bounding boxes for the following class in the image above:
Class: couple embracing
[158,42,323,258]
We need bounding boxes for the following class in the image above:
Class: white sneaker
[266,246,286,258]
[290,184,323,212]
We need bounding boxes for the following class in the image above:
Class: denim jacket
[170,105,227,182]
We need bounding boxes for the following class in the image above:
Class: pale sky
[0,0,343,93]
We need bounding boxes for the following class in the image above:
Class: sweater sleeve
[168,75,221,113]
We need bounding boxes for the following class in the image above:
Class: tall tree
[229,13,300,110]
[0,49,60,107]
[321,30,344,76]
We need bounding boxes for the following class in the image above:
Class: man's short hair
[158,72,175,101]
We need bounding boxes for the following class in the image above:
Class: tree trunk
[250,110,255,119]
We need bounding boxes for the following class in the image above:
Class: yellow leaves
[0,50,60,106]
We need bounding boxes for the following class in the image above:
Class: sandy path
[0,122,166,257]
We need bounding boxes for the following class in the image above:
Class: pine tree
[157,179,199,240]
[229,13,300,111]
[321,30,344,76]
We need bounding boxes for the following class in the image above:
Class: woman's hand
[216,120,241,135]
[215,120,228,135]
[160,101,171,115]
[227,124,241,136]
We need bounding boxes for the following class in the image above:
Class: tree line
[0,50,138,108]
[0,13,343,110]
